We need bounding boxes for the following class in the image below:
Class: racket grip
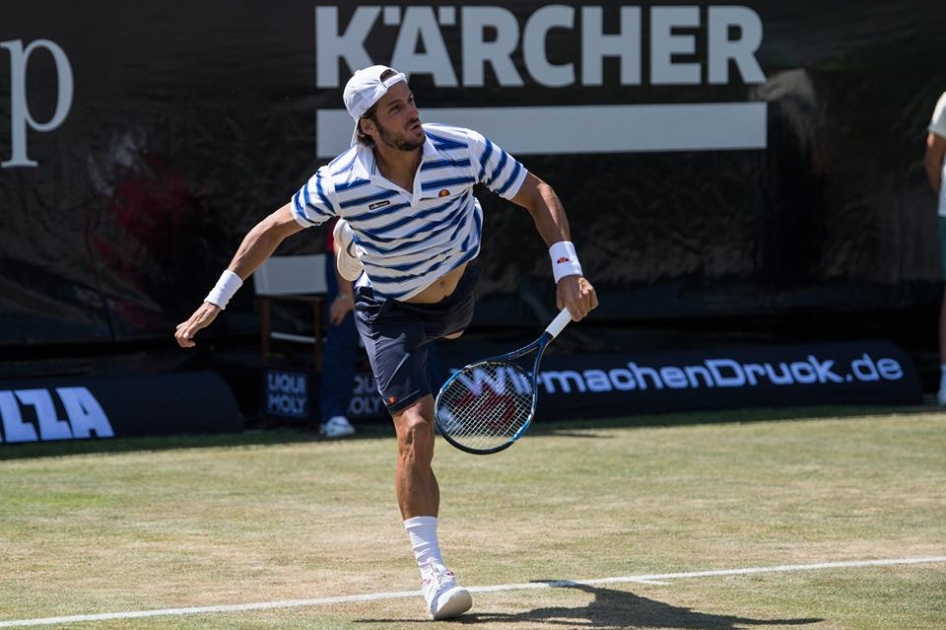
[544,307,574,340]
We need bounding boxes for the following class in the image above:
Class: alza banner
[0,386,112,443]
[0,373,242,444]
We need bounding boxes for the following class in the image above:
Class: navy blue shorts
[354,264,480,414]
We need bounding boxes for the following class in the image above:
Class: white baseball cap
[343,65,407,146]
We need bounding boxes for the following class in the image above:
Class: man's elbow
[534,176,556,195]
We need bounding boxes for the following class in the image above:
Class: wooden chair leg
[259,298,272,364]
[313,301,324,372]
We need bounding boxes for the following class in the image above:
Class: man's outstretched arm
[510,172,599,321]
[175,202,305,347]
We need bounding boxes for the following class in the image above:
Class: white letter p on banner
[2,39,74,168]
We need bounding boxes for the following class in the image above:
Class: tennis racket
[434,307,574,455]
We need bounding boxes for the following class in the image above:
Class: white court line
[1,556,943,628]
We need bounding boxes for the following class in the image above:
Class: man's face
[365,81,425,152]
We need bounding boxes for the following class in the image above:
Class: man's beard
[377,120,424,152]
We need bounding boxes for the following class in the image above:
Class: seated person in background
[319,217,358,438]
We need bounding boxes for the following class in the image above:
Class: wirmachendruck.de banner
[449,338,923,421]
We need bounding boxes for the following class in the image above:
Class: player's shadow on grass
[459,581,821,629]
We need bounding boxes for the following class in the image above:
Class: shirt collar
[350,143,373,180]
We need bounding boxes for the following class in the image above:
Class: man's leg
[319,317,358,436]
[352,283,474,619]
[319,252,358,436]
[392,395,472,620]
[392,394,439,518]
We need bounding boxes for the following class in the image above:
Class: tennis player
[175,65,598,619]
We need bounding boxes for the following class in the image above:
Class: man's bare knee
[393,398,436,453]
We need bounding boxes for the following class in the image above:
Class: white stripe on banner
[316,103,767,158]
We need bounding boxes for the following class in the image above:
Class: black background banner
[0,371,242,443]
[1,2,945,351]
[258,338,923,425]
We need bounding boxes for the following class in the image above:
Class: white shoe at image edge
[320,416,355,438]
[333,219,364,282]
[422,563,472,620]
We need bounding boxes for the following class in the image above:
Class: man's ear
[359,117,376,137]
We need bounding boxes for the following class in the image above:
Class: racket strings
[436,361,535,451]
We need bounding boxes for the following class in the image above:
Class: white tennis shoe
[421,562,472,620]
[320,415,355,438]
[332,219,364,282]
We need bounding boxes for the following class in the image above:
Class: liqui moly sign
[313,4,767,157]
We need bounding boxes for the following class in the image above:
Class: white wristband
[205,270,243,310]
[549,241,582,283]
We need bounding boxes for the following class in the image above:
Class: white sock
[404,516,444,572]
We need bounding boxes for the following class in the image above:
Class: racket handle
[544,307,574,340]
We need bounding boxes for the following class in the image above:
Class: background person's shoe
[320,415,356,438]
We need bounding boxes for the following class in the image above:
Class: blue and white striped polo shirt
[291,122,528,301]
